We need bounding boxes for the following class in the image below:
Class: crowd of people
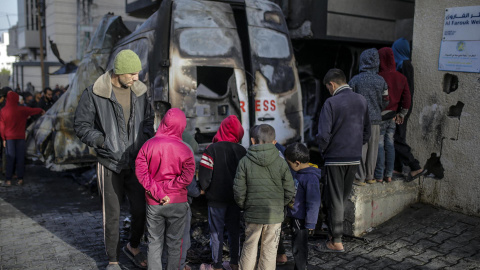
[0,36,424,270]
[71,43,424,270]
[349,38,425,186]
[0,83,68,187]
[13,83,68,111]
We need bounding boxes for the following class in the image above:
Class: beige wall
[45,0,144,63]
[411,0,480,216]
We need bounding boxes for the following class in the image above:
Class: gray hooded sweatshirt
[348,48,389,125]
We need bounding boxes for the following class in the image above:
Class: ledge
[344,180,420,236]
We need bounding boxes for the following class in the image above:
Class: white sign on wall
[439,6,480,73]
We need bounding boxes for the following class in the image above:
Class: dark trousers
[277,229,286,254]
[394,116,421,172]
[324,165,357,243]
[208,204,241,268]
[97,163,146,262]
[5,139,25,180]
[290,218,308,270]
[147,202,188,270]
[162,205,192,270]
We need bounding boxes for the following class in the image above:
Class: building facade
[7,0,144,92]
[410,0,480,216]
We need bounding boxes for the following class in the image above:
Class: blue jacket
[287,166,322,229]
[186,178,201,204]
[317,86,371,165]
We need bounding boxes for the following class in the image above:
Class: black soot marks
[447,101,464,119]
[443,73,458,94]
[424,153,445,179]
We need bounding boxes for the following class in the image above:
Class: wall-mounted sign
[439,6,480,73]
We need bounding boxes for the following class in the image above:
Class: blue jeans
[208,204,241,268]
[375,119,396,179]
[5,139,26,180]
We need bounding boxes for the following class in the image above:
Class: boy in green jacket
[233,124,295,270]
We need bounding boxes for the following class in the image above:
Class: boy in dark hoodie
[135,108,195,270]
[349,48,389,185]
[234,124,295,270]
[284,143,321,270]
[376,47,411,183]
[198,115,246,270]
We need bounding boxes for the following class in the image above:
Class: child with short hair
[234,124,295,270]
[284,143,321,270]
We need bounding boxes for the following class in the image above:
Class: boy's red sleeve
[198,146,214,191]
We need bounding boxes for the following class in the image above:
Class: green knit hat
[113,49,142,75]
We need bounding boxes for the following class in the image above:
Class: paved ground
[1,165,480,270]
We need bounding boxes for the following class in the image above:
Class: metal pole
[37,0,46,90]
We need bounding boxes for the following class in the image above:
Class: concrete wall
[410,0,480,216]
[45,0,144,63]
[345,182,419,236]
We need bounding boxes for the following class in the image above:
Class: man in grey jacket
[74,49,154,270]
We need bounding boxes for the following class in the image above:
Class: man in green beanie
[74,49,154,270]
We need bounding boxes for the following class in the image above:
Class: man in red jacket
[0,91,44,186]
[135,108,195,270]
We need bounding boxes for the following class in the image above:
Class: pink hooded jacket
[135,108,195,205]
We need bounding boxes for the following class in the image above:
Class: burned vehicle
[26,0,303,170]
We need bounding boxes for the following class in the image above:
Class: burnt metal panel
[126,0,161,18]
[25,15,132,170]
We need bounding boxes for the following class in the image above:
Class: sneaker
[353,180,366,186]
[366,179,376,184]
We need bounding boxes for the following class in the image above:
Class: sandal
[406,169,426,182]
[17,179,24,186]
[122,246,147,269]
[314,241,345,253]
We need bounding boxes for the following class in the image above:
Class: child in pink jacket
[135,108,195,270]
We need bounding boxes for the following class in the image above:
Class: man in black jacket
[74,49,154,270]
[38,87,54,111]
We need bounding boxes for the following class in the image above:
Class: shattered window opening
[178,29,234,56]
[196,66,234,99]
[250,28,290,59]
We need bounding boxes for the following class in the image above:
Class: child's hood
[246,143,280,167]
[212,115,244,143]
[156,108,186,139]
[359,48,380,73]
[297,166,322,179]
[5,91,19,107]
[379,47,396,73]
